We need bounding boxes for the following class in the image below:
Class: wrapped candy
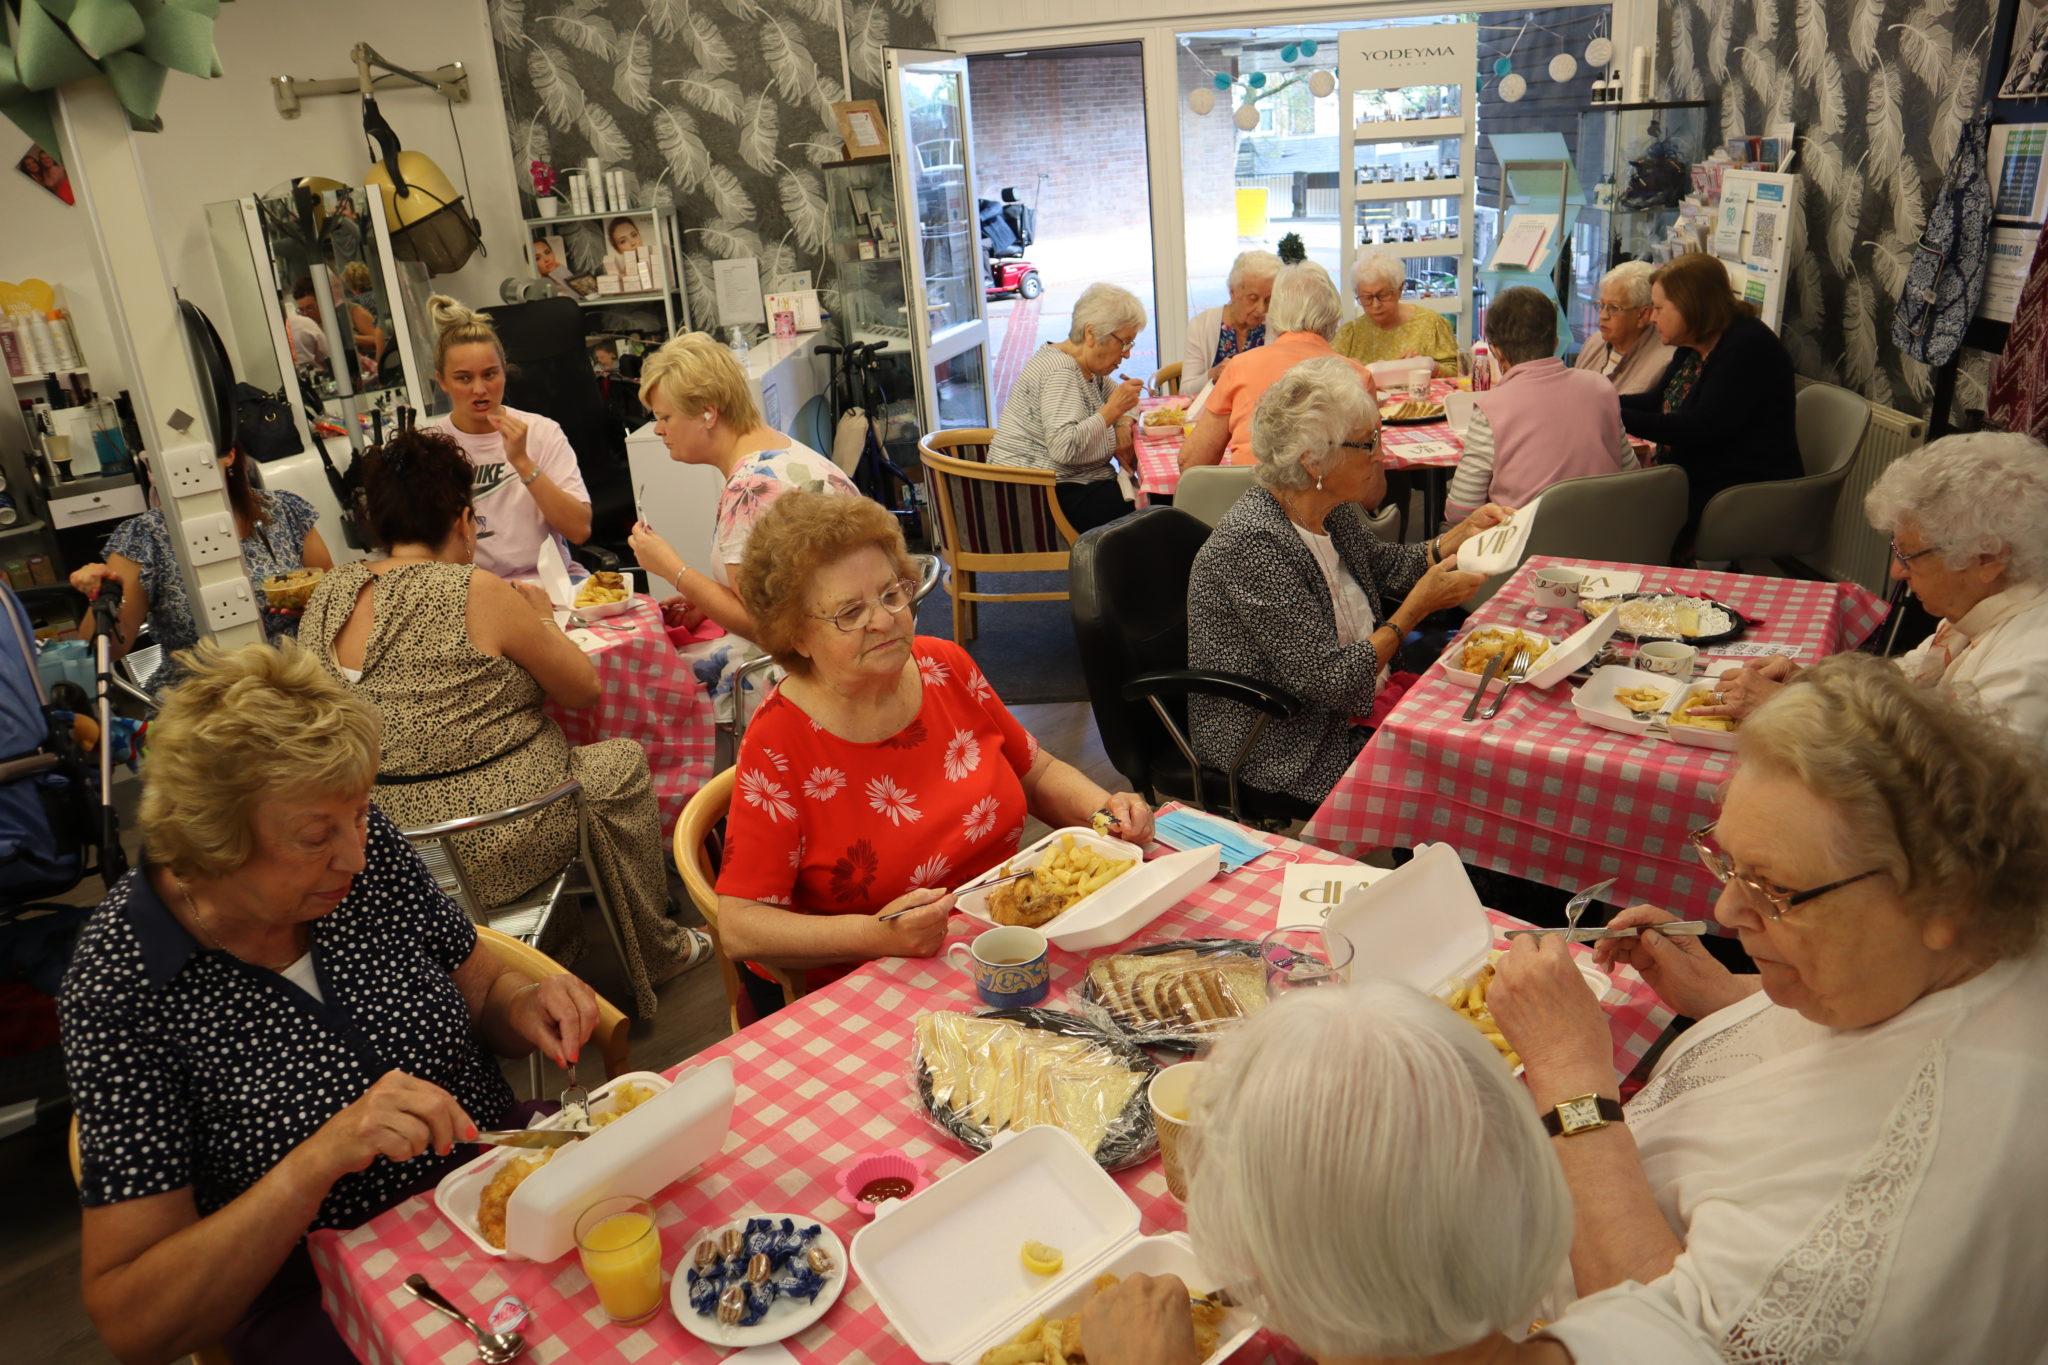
[685,1270,721,1315]
[744,1218,777,1258]
[805,1243,836,1276]
[747,1253,772,1284]
[719,1227,745,1258]
[743,1282,778,1325]
[693,1240,720,1272]
[717,1284,747,1326]
[770,1264,826,1302]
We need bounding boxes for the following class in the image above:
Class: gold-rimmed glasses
[1687,821,1882,922]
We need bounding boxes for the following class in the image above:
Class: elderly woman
[301,429,710,1017]
[1187,358,1505,811]
[1573,260,1673,395]
[1332,250,1458,376]
[1182,249,1281,389]
[988,282,1148,533]
[1620,254,1800,525]
[1179,262,1374,471]
[715,491,1152,1002]
[1080,985,1723,1365]
[1699,432,2048,736]
[626,330,859,721]
[1489,654,2048,1363]
[59,643,601,1364]
[1445,285,1632,523]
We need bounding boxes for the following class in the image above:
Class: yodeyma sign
[1359,46,1459,61]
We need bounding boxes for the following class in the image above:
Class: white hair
[1227,249,1284,293]
[1350,250,1407,297]
[1266,262,1344,339]
[1185,982,1573,1359]
[1068,283,1148,346]
[1247,356,1374,493]
[1864,431,2048,583]
[1599,259,1656,308]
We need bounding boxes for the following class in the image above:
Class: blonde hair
[738,490,914,675]
[427,294,505,376]
[341,261,373,294]
[1740,653,2048,961]
[139,642,382,879]
[638,331,762,431]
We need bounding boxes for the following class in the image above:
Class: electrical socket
[160,441,220,496]
[199,576,258,631]
[185,512,237,565]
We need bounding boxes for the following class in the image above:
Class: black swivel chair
[1069,508,1311,827]
[482,298,630,565]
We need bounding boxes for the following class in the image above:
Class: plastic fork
[1479,647,1532,719]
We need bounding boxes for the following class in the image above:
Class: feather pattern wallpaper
[487,0,938,338]
[1660,0,1994,417]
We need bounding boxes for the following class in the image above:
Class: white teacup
[1639,641,1697,677]
[1405,367,1433,400]
[1531,567,1588,610]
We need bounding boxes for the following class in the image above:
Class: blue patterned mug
[946,926,1050,1008]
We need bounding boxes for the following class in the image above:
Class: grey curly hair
[1863,432,2048,583]
[1266,262,1344,339]
[1067,282,1148,346]
[1740,652,2048,962]
[1598,260,1656,308]
[1227,249,1284,293]
[1248,356,1376,494]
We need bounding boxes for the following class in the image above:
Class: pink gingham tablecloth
[309,820,1669,1365]
[543,597,715,835]
[1300,557,1889,918]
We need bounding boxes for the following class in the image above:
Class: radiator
[1812,394,1927,594]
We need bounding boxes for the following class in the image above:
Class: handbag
[232,381,304,461]
[1893,112,1993,367]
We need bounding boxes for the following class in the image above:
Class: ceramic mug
[945,926,1050,1007]
[1638,640,1697,677]
[1531,567,1588,609]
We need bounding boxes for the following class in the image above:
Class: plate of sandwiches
[1078,939,1268,1051]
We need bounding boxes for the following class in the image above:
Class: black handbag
[232,381,304,461]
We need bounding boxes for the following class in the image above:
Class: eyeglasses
[1357,291,1401,306]
[1687,822,1882,922]
[812,578,917,632]
[1889,537,1940,568]
[1595,302,1645,316]
[1339,434,1383,457]
[1102,332,1137,354]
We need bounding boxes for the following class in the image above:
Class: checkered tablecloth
[1299,557,1890,917]
[308,820,1670,1364]
[542,597,716,836]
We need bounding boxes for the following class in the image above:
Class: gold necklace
[177,880,305,972]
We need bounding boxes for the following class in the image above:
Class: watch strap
[1541,1094,1626,1136]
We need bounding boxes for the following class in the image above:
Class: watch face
[1560,1097,1604,1132]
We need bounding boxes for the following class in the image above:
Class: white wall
[0,0,520,395]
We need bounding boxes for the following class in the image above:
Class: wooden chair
[918,428,1083,643]
[672,767,806,1034]
[476,923,632,1088]
[1149,361,1183,396]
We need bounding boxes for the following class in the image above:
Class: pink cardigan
[1445,357,1630,519]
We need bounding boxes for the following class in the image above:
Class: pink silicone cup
[835,1148,929,1218]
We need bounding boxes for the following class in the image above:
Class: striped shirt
[988,344,1118,484]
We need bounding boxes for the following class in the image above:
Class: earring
[1315,472,1325,490]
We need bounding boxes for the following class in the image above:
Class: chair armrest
[1692,466,1852,562]
[401,778,582,841]
[573,542,623,574]
[1125,669,1302,720]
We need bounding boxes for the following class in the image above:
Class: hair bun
[426,293,476,335]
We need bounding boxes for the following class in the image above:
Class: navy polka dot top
[59,809,516,1231]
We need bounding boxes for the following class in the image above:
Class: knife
[465,1128,590,1149]
[1460,650,1506,722]
[877,868,1034,920]
[1502,921,1714,942]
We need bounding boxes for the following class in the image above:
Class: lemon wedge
[1020,1241,1064,1275]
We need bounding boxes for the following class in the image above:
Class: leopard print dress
[302,561,692,1015]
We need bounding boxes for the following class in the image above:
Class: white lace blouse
[1602,946,2048,1363]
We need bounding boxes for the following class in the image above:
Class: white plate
[671,1215,849,1348]
[1571,664,1678,735]
[1440,627,1561,686]
[1665,682,1740,751]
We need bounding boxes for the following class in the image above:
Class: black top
[59,809,514,1231]
[1619,314,1802,516]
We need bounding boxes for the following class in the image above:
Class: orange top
[1206,332,1376,464]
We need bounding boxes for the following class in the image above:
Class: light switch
[186,512,237,565]
[199,575,258,630]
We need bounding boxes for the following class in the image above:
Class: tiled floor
[0,700,1118,1364]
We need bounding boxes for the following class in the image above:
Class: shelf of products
[1566,101,1709,343]
[521,204,688,343]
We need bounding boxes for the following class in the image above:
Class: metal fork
[559,1054,589,1131]
[1563,877,1618,943]
[1479,647,1532,719]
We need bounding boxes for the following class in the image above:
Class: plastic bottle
[25,309,58,373]
[46,309,80,370]
[1471,340,1494,392]
[728,326,750,366]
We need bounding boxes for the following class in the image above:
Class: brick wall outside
[967,51,1152,244]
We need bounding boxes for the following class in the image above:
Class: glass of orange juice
[575,1195,665,1324]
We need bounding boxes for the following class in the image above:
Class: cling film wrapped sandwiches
[1073,938,1268,1050]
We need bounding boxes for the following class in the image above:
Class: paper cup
[1148,1061,1204,1201]
[1405,367,1433,400]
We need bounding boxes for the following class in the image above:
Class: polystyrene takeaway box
[955,827,1221,952]
[1323,842,1491,997]
[851,1125,1256,1365]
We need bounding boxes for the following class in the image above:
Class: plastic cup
[575,1195,664,1325]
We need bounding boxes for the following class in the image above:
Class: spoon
[403,1274,526,1363]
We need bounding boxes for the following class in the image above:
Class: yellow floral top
[1332,307,1459,377]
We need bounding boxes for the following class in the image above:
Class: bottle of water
[727,326,750,365]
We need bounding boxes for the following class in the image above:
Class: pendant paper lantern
[1499,73,1527,102]
[1247,71,1267,89]
[1188,86,1216,115]
[1234,103,1261,131]
[1307,70,1336,98]
[1548,54,1578,83]
[1585,37,1614,67]
[1281,44,1299,63]
[1301,41,1319,57]
[1492,56,1513,76]
[1212,73,1232,91]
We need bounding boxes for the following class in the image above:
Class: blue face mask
[1152,807,1272,871]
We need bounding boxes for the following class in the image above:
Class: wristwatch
[1541,1094,1625,1137]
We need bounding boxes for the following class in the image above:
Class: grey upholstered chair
[1689,382,1871,569]
[1464,463,1690,608]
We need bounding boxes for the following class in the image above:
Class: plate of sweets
[674,1213,848,1347]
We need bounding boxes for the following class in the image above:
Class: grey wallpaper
[1660,0,1995,417]
[486,0,938,336]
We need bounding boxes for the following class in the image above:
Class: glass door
[884,48,993,432]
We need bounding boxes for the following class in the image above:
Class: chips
[1613,684,1670,715]
[1457,628,1547,675]
[1671,691,1738,732]
[974,1273,1228,1365]
[1443,955,1519,1070]
[574,570,629,608]
[1140,406,1188,427]
[988,835,1135,928]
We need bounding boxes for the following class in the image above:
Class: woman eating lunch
[715,492,1152,1001]
[426,295,593,583]
[1331,250,1458,377]
[1699,431,2048,737]
[59,643,602,1365]
[1078,984,1722,1365]
[1488,654,2048,1363]
[1186,358,1506,813]
[1182,249,1281,389]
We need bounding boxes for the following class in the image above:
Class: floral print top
[1213,322,1266,368]
[715,638,1040,985]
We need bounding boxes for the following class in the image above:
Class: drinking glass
[1260,927,1355,999]
[576,1195,665,1325]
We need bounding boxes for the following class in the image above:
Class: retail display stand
[1478,132,1582,353]
[1339,24,1479,347]
[1709,169,1801,333]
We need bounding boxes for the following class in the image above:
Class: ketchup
[857,1176,915,1203]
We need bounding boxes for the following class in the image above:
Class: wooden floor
[0,700,1118,1364]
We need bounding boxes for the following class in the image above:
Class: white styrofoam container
[1440,627,1562,687]
[955,828,1222,952]
[1665,682,1740,752]
[850,1126,1256,1365]
[1572,664,1679,736]
[433,1057,736,1262]
[1324,842,1491,997]
[1524,607,1621,689]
